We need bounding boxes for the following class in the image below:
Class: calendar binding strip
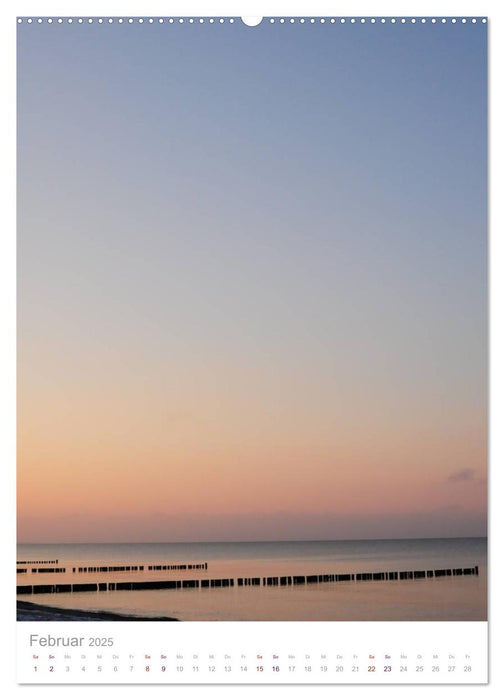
[17,17,488,25]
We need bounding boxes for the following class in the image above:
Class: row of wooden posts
[17,567,65,574]
[17,560,59,565]
[17,562,209,575]
[16,565,479,595]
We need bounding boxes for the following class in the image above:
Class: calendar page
[13,0,490,690]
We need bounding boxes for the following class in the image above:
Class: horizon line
[17,535,488,546]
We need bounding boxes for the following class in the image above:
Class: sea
[16,538,486,621]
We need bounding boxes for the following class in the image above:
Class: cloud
[447,468,481,483]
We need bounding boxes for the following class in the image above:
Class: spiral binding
[17,17,488,26]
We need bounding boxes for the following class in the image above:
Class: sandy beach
[17,600,178,622]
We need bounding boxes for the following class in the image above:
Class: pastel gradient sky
[17,19,487,543]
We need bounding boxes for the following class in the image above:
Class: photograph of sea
[17,539,486,621]
[17,17,487,624]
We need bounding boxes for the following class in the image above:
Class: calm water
[17,538,487,621]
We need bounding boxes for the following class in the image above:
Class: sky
[16,17,487,542]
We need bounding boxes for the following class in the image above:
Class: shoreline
[17,599,179,622]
